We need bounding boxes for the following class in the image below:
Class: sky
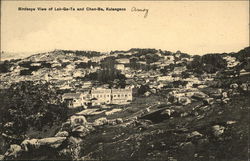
[1,1,249,57]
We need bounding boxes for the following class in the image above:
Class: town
[0,47,249,160]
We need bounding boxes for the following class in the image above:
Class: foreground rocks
[4,144,22,159]
[21,137,67,151]
[212,125,225,137]
[2,90,249,161]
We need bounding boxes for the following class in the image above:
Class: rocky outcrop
[21,139,40,151]
[192,92,209,100]
[177,96,191,105]
[107,118,124,125]
[212,125,225,137]
[38,137,67,148]
[187,131,203,139]
[230,83,238,89]
[72,125,94,137]
[203,98,214,105]
[93,117,108,126]
[105,108,122,116]
[70,115,87,127]
[58,136,83,160]
[4,144,22,159]
[0,155,4,160]
[21,137,67,151]
[55,131,69,137]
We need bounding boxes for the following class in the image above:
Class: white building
[115,64,125,71]
[111,88,133,104]
[91,88,133,105]
[157,75,174,81]
[91,88,112,105]
[116,58,130,64]
[62,93,87,109]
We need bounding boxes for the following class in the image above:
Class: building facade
[62,93,87,108]
[91,88,112,105]
[91,88,133,106]
[111,88,132,104]
[63,87,133,107]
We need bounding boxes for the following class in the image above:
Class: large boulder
[203,98,214,105]
[178,96,191,105]
[21,139,40,151]
[230,83,238,89]
[222,98,230,104]
[222,92,228,98]
[4,144,22,159]
[161,109,175,117]
[72,125,94,137]
[93,117,108,126]
[70,115,87,127]
[107,118,123,125]
[212,125,225,137]
[58,136,83,160]
[226,120,237,125]
[187,131,203,139]
[37,137,67,148]
[0,155,4,160]
[55,131,69,137]
[21,137,67,151]
[240,83,248,91]
[61,121,71,131]
[116,118,123,124]
[192,92,209,100]
[105,108,122,116]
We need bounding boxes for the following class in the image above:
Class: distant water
[1,51,47,61]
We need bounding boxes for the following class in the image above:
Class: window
[100,95,102,97]
[73,99,77,102]
[118,94,120,97]
[114,95,116,97]
[125,94,127,97]
[107,95,109,97]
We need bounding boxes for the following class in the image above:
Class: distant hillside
[0,52,27,61]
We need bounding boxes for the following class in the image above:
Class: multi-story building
[111,88,132,104]
[91,87,133,106]
[63,87,133,107]
[62,93,86,109]
[91,88,112,105]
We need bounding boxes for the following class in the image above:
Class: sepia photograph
[0,0,249,160]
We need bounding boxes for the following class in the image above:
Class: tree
[187,54,227,74]
[138,85,150,95]
[0,81,67,142]
[0,61,12,73]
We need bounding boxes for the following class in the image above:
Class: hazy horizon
[1,1,249,58]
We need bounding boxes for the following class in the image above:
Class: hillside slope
[0,47,249,161]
